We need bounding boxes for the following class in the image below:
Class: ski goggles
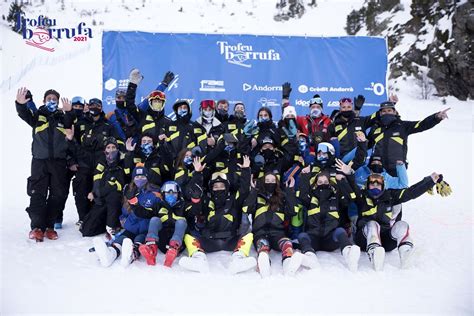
[339,97,353,104]
[368,174,384,186]
[211,172,227,181]
[161,182,179,194]
[200,99,216,110]
[71,96,86,106]
[309,97,323,105]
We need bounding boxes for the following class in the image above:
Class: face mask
[341,111,354,120]
[284,118,295,126]
[150,100,164,112]
[367,188,383,197]
[317,155,328,164]
[183,156,193,166]
[310,108,322,118]
[259,117,270,123]
[317,184,333,199]
[141,142,154,156]
[224,145,234,153]
[46,100,58,112]
[165,194,178,206]
[370,164,383,174]
[105,150,119,164]
[264,183,277,194]
[217,109,228,116]
[261,149,275,161]
[74,109,84,118]
[380,114,397,126]
[202,110,214,118]
[298,140,307,152]
[116,100,125,109]
[212,190,227,201]
[134,178,147,188]
[177,109,188,117]
[89,108,101,117]
[234,111,245,119]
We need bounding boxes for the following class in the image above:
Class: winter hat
[261,136,274,145]
[379,101,396,110]
[282,106,297,119]
[223,133,238,144]
[43,89,60,101]
[172,100,190,113]
[132,162,149,178]
[115,89,126,99]
[104,136,118,148]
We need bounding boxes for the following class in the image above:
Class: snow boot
[179,251,209,273]
[164,240,180,268]
[257,251,271,278]
[54,222,62,230]
[282,252,304,276]
[301,251,320,269]
[29,228,44,242]
[398,242,414,269]
[139,240,158,266]
[367,243,385,271]
[93,237,118,267]
[342,245,360,272]
[120,238,136,267]
[228,251,257,274]
[45,228,58,240]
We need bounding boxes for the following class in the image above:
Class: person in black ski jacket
[16,87,74,242]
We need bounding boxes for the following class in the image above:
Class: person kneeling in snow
[339,160,450,270]
[178,156,256,274]
[92,163,160,267]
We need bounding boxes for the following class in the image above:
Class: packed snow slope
[1,1,473,315]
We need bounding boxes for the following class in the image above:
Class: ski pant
[183,232,254,257]
[298,227,352,254]
[254,232,294,260]
[355,220,412,252]
[80,191,122,237]
[146,216,187,246]
[26,158,69,230]
[72,166,93,221]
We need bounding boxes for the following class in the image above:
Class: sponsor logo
[257,98,280,107]
[15,13,93,52]
[364,82,385,96]
[242,83,282,92]
[297,85,355,93]
[104,79,117,91]
[217,41,281,68]
[298,85,309,93]
[199,80,225,92]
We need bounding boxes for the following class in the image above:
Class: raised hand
[335,158,352,175]
[335,174,346,181]
[282,82,292,99]
[16,87,30,104]
[125,137,136,152]
[162,71,175,86]
[61,97,72,112]
[355,131,366,142]
[285,176,295,188]
[301,165,311,174]
[237,155,251,169]
[436,108,450,120]
[129,68,144,85]
[193,156,206,172]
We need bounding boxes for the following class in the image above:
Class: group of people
[16,68,452,276]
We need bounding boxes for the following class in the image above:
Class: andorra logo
[216,41,281,68]
[15,13,93,52]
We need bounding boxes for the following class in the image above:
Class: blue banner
[102,32,387,119]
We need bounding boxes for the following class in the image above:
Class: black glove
[25,90,33,103]
[162,71,175,86]
[354,95,365,111]
[124,184,138,201]
[282,82,292,99]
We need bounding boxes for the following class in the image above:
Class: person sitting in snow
[92,163,160,267]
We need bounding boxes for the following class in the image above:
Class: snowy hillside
[1,1,473,315]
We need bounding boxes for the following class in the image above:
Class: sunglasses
[340,98,353,104]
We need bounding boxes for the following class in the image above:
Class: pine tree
[6,1,25,34]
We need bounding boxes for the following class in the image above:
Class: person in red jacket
[281,83,331,151]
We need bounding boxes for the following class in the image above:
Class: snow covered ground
[1,1,473,315]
